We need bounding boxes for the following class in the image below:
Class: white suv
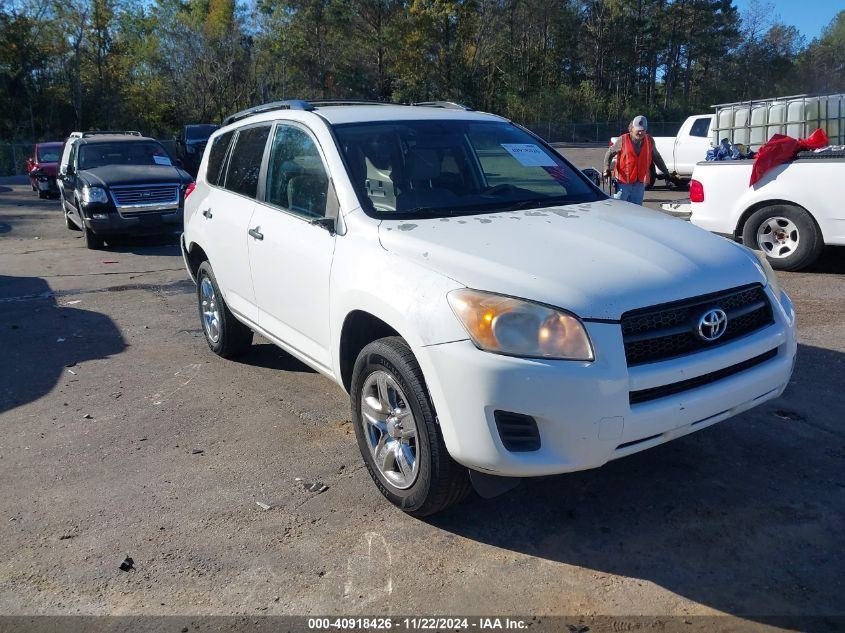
[182,100,797,516]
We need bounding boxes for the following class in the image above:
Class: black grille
[494,411,541,452]
[629,348,778,405]
[621,284,773,366]
[111,185,179,206]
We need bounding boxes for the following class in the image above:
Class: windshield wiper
[503,197,571,212]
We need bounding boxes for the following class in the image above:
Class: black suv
[175,124,219,176]
[59,132,194,249]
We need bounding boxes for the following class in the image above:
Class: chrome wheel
[756,216,799,259]
[360,370,419,490]
[200,275,221,343]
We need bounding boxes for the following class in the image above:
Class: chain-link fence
[0,139,180,176]
[0,125,685,175]
[525,121,684,144]
[0,143,36,177]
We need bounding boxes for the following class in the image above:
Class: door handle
[201,208,212,219]
[248,227,264,240]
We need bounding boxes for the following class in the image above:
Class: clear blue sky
[732,0,843,41]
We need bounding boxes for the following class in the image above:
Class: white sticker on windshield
[500,144,556,167]
[153,155,172,166]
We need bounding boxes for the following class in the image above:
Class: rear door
[201,124,272,324]
[247,121,337,372]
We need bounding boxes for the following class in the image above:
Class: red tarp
[750,128,829,186]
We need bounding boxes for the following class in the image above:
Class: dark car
[58,132,194,249]
[175,124,219,176]
[27,142,64,198]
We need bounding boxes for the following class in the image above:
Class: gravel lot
[1,147,843,631]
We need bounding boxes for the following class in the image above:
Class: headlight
[447,288,594,361]
[751,249,782,302]
[81,186,109,204]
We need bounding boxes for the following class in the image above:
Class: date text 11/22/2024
[307,617,529,630]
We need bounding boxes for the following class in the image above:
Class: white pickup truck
[688,151,845,270]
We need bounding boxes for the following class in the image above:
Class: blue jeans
[613,182,645,205]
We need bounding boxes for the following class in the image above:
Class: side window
[690,117,711,138]
[67,143,77,172]
[264,124,329,219]
[224,125,272,198]
[206,130,234,186]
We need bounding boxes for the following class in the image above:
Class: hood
[80,164,192,187]
[377,200,765,320]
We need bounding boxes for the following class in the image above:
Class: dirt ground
[0,148,843,632]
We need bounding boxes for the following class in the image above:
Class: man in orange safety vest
[603,115,674,205]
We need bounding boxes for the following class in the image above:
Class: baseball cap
[631,115,648,131]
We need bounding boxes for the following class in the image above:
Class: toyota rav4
[181,100,797,516]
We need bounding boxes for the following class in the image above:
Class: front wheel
[351,337,471,517]
[82,221,104,249]
[196,261,253,358]
[63,199,80,231]
[742,204,823,271]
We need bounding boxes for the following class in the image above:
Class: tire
[82,221,104,249]
[63,199,81,231]
[196,261,253,358]
[37,190,47,199]
[351,337,471,517]
[742,204,824,271]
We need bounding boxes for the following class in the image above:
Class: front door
[674,116,713,174]
[247,122,337,373]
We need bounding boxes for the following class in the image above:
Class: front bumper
[417,287,797,477]
[84,208,183,236]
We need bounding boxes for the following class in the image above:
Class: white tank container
[750,105,768,146]
[786,98,821,139]
[822,95,843,144]
[733,107,750,146]
[714,108,735,146]
[767,103,786,140]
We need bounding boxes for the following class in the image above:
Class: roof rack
[309,100,396,107]
[79,130,143,138]
[223,100,314,126]
[412,101,474,111]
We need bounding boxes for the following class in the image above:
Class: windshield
[333,120,602,217]
[186,125,219,141]
[37,146,62,163]
[78,142,172,169]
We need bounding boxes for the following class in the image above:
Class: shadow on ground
[0,275,127,414]
[233,342,317,373]
[92,232,182,255]
[431,342,845,621]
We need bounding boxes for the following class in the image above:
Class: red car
[27,142,64,199]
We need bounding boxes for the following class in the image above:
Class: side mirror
[65,165,75,176]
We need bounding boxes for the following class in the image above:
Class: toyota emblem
[697,308,728,342]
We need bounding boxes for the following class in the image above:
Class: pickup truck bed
[689,153,845,270]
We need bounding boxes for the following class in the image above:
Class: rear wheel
[196,261,253,358]
[351,336,471,516]
[742,204,823,271]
